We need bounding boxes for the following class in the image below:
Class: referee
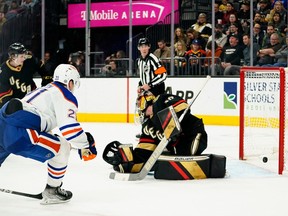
[136,38,167,96]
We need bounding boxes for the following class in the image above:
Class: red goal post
[239,67,287,174]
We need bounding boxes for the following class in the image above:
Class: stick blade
[109,172,141,181]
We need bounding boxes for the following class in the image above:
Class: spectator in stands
[257,32,282,65]
[224,33,260,75]
[269,12,286,38]
[270,0,287,9]
[5,0,22,20]
[219,0,228,14]
[253,11,268,31]
[191,13,212,44]
[115,50,128,75]
[68,51,85,77]
[153,39,171,63]
[174,39,187,75]
[225,23,244,48]
[101,60,122,77]
[261,33,287,67]
[0,0,8,14]
[214,2,224,25]
[222,2,237,25]
[261,23,277,48]
[253,23,265,48]
[215,34,243,75]
[223,13,244,36]
[207,24,227,49]
[256,0,271,27]
[116,50,126,59]
[238,1,250,21]
[38,51,57,86]
[238,1,251,34]
[204,41,223,75]
[185,27,206,51]
[265,0,287,24]
[185,39,206,75]
[174,27,187,50]
[0,9,6,33]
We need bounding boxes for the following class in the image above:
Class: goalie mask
[137,91,155,116]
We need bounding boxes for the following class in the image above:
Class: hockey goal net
[239,67,288,174]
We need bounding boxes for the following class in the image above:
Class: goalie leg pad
[154,154,226,180]
[154,155,210,180]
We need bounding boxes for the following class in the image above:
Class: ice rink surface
[1,123,288,216]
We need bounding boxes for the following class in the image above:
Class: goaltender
[103,91,208,174]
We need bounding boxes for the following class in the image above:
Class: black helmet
[138,37,151,47]
[8,43,27,57]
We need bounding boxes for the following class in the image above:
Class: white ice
[1,123,288,216]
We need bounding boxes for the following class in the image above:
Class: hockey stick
[0,188,43,199]
[109,76,211,181]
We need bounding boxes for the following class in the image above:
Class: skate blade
[40,197,71,205]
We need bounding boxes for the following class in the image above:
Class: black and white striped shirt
[137,52,167,88]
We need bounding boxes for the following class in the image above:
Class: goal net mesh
[239,67,287,174]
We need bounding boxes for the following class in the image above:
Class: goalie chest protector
[154,154,226,180]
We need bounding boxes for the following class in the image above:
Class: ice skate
[41,184,73,205]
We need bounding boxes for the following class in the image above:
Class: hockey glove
[78,132,97,161]
[102,141,122,165]
[102,141,134,169]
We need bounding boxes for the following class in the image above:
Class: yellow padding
[77,113,240,126]
[181,161,207,179]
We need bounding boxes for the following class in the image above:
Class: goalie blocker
[154,154,226,180]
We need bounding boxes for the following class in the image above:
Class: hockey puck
[262,157,268,163]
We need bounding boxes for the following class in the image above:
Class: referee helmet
[138,37,151,47]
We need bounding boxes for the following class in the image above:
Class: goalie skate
[41,184,73,205]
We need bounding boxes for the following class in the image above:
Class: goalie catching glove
[78,132,97,161]
[102,141,134,173]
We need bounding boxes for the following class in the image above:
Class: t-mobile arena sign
[68,0,179,28]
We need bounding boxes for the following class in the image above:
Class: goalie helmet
[137,91,155,113]
[8,43,27,57]
[53,64,80,91]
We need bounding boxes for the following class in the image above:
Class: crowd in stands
[1,0,287,77]
[0,0,37,21]
[172,0,287,75]
[103,0,287,76]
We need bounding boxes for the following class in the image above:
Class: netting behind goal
[239,67,288,174]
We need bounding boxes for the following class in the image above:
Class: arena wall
[34,77,240,126]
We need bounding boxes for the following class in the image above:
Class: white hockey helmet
[53,64,80,92]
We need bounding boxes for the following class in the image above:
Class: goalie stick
[109,75,211,181]
[0,188,43,199]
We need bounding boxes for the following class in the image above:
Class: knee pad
[190,133,201,155]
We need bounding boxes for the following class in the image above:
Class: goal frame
[239,67,286,175]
